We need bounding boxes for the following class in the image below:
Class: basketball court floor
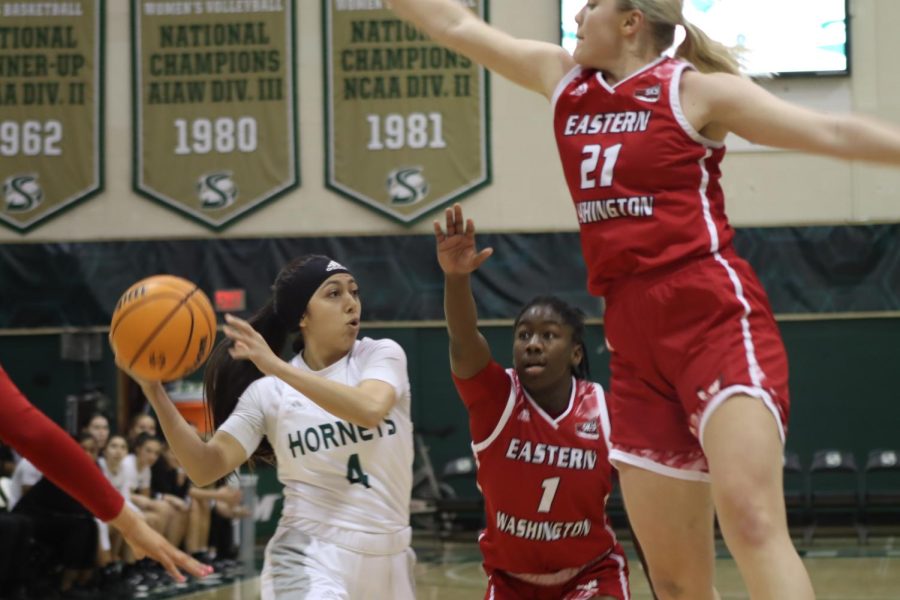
[173,535,900,599]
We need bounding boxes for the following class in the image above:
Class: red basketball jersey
[469,368,617,575]
[552,57,732,295]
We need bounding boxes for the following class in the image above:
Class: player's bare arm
[135,378,247,487]
[683,70,900,166]
[435,204,494,378]
[387,0,575,98]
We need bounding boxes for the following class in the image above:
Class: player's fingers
[473,247,494,268]
[453,204,463,229]
[444,207,455,233]
[224,313,253,332]
[158,552,186,583]
[172,549,211,579]
[466,218,477,237]
[433,220,445,241]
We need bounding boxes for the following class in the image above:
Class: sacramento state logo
[386,167,428,205]
[196,172,238,210]
[3,175,43,213]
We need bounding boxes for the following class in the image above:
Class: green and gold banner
[133,0,297,229]
[0,1,103,232]
[324,0,490,223]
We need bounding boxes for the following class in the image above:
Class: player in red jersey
[436,204,629,600]
[391,1,900,598]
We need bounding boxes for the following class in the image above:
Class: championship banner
[133,0,297,229]
[0,1,103,232]
[324,0,490,223]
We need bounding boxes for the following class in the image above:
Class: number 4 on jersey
[346,453,371,488]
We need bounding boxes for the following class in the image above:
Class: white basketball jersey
[219,337,414,554]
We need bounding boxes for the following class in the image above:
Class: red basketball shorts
[483,545,630,600]
[603,247,790,481]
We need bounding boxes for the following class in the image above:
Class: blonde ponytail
[677,20,741,75]
[618,0,742,76]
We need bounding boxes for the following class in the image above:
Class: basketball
[110,275,217,382]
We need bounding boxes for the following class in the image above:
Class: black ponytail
[203,299,287,464]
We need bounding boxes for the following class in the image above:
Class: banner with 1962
[0,0,103,232]
[324,0,490,224]
[133,0,298,229]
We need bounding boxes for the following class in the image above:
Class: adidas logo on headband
[326,260,346,272]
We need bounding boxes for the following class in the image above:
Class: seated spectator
[13,433,100,595]
[81,411,111,457]
[124,434,176,545]
[186,478,246,566]
[127,414,158,448]
[7,456,42,510]
[100,434,142,563]
[151,441,191,550]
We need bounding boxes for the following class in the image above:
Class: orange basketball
[110,275,217,382]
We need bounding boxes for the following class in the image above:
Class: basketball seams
[110,290,185,338]
[190,293,216,350]
[127,287,199,375]
[164,295,197,380]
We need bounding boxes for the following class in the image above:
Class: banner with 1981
[133,0,297,229]
[0,1,103,232]
[324,0,490,224]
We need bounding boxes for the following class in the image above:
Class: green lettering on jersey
[346,453,370,488]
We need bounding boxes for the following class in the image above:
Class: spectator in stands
[81,411,111,455]
[190,480,246,566]
[7,456,41,510]
[13,433,101,595]
[128,414,158,447]
[151,441,191,550]
[101,434,149,563]
[125,433,178,546]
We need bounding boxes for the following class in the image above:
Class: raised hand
[223,313,284,376]
[434,203,493,276]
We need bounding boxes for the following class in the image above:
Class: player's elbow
[357,404,391,430]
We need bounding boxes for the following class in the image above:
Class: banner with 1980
[0,0,103,232]
[324,0,490,224]
[133,0,297,229]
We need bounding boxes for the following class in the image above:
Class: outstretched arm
[387,0,575,98]
[684,71,900,166]
[435,204,494,378]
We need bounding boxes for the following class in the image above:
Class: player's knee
[651,575,690,599]
[716,485,778,548]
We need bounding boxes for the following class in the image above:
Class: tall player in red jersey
[391,1,900,598]
[436,204,629,600]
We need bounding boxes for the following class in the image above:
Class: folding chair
[860,449,900,543]
[805,449,864,544]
